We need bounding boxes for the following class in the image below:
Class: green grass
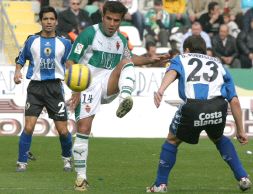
[0,137,253,194]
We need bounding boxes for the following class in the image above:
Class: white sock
[72,133,89,180]
[118,62,135,99]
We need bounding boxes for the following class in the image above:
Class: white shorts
[75,71,118,120]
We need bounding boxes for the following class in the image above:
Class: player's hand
[151,54,170,65]
[67,92,81,111]
[154,91,163,108]
[236,131,248,145]
[14,70,22,84]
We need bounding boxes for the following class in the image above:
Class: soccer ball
[65,64,91,92]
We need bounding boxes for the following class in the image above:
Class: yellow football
[65,64,91,92]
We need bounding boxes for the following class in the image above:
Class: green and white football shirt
[68,23,131,83]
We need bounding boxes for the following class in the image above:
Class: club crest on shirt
[116,41,120,50]
[85,104,91,113]
[44,47,52,56]
[74,43,84,54]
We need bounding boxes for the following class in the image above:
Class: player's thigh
[76,83,103,121]
[25,81,44,117]
[107,58,132,96]
[170,103,203,144]
[44,81,68,121]
[101,71,119,104]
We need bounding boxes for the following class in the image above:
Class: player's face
[41,12,57,33]
[102,11,123,36]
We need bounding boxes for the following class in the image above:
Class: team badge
[44,47,52,56]
[116,41,120,50]
[74,43,84,54]
[25,102,30,110]
[85,104,91,113]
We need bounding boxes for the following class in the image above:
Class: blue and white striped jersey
[167,53,237,101]
[16,35,72,81]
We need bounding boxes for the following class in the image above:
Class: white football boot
[146,184,168,193]
[239,177,251,191]
[62,156,72,172]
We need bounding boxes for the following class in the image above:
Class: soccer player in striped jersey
[66,1,169,191]
[14,7,73,173]
[146,35,251,192]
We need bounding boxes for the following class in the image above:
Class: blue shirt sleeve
[166,55,183,75]
[16,36,35,66]
[221,68,237,101]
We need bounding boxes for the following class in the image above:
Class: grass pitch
[0,137,252,194]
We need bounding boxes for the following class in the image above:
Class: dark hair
[206,47,215,57]
[103,1,128,18]
[208,2,218,13]
[169,48,180,57]
[39,6,57,21]
[183,35,206,54]
[145,41,156,50]
[154,0,162,6]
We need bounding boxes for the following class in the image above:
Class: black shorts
[25,80,68,121]
[170,97,228,144]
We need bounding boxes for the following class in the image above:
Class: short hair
[208,2,218,13]
[145,41,156,50]
[39,6,57,21]
[169,48,180,57]
[183,35,207,54]
[103,1,128,19]
[154,0,162,6]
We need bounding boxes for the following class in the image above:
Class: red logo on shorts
[85,105,91,113]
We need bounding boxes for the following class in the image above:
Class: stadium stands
[2,1,40,46]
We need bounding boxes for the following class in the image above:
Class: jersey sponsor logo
[74,43,84,54]
[194,111,223,127]
[40,58,56,69]
[101,52,118,69]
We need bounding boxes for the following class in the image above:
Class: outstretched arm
[154,70,177,108]
[132,54,170,67]
[230,97,248,145]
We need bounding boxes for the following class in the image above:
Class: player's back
[169,53,229,101]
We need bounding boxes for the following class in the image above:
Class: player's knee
[77,125,91,134]
[211,135,228,144]
[24,125,34,135]
[58,129,69,137]
[167,133,181,146]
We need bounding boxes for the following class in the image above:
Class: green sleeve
[68,26,96,63]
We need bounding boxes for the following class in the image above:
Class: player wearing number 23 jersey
[147,35,250,193]
[168,53,236,101]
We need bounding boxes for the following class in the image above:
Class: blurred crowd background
[1,0,253,68]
